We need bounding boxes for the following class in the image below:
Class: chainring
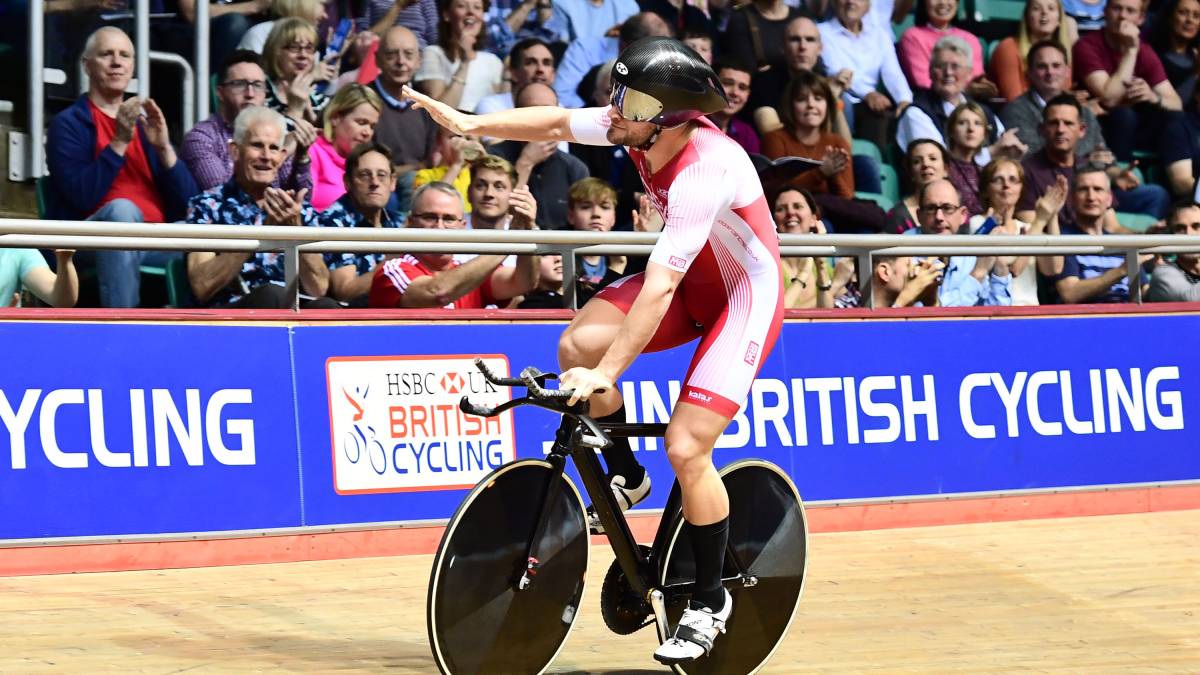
[600,545,655,635]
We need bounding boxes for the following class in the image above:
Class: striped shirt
[369,254,498,308]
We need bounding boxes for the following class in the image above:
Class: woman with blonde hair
[309,84,383,210]
[944,101,993,218]
[413,0,504,111]
[262,17,338,124]
[988,0,1078,100]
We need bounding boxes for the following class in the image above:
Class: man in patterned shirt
[319,142,403,306]
[369,181,538,308]
[181,50,316,193]
[186,106,336,309]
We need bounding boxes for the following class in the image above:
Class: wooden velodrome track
[0,510,1196,673]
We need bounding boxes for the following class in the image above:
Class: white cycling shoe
[586,472,651,534]
[653,589,733,665]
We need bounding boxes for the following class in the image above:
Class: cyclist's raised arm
[403,86,613,145]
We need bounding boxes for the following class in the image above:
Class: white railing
[3,218,1200,309]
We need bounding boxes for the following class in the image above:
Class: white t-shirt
[414,46,504,112]
[237,21,274,53]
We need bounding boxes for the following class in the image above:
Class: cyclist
[403,37,784,665]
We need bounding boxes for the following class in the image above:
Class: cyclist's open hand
[403,85,473,136]
[559,367,613,406]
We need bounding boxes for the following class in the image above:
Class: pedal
[579,433,608,449]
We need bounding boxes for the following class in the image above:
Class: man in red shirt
[46,26,198,307]
[369,181,538,308]
[1073,0,1183,163]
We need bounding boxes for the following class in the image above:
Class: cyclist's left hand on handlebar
[559,367,612,406]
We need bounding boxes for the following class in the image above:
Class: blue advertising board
[0,324,301,539]
[1,314,1197,541]
[292,315,1199,528]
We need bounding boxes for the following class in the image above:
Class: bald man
[45,26,198,308]
[493,83,591,228]
[373,26,438,172]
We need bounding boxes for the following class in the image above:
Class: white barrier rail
[3,218,1200,309]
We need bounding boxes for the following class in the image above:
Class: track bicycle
[427,359,809,674]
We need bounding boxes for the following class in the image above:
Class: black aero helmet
[610,37,727,127]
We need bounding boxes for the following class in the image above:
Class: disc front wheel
[427,459,590,674]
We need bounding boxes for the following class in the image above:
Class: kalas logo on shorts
[325,355,516,494]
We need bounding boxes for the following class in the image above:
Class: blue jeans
[79,199,182,308]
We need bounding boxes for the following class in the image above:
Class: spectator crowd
[5,0,1200,309]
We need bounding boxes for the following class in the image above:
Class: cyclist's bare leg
[557,298,625,418]
[664,401,730,526]
[665,401,731,615]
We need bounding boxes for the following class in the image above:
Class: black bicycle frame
[524,415,755,604]
[459,360,753,603]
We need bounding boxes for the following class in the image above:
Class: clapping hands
[263,187,308,226]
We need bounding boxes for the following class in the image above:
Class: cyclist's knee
[557,329,584,369]
[665,428,713,479]
[557,324,600,369]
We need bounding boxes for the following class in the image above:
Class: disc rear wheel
[658,460,808,675]
[427,459,589,674]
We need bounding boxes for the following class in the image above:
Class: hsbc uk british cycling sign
[325,354,516,494]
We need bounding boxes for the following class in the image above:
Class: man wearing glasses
[369,182,538,308]
[905,178,1012,306]
[319,143,403,306]
[182,50,317,193]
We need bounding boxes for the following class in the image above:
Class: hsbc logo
[326,355,516,494]
[668,256,688,271]
[440,372,465,394]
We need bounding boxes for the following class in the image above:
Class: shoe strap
[671,623,715,656]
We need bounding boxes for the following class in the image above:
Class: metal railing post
[285,243,300,311]
[562,251,578,309]
[858,252,873,309]
[28,0,46,179]
[136,0,151,99]
[1126,251,1143,304]
[148,52,195,132]
[195,0,210,123]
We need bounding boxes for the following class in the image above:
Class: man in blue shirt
[1056,167,1148,304]
[908,179,1013,307]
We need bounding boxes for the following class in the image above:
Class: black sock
[597,406,645,486]
[687,516,729,612]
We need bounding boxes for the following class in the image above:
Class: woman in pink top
[898,0,986,89]
[309,83,383,211]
